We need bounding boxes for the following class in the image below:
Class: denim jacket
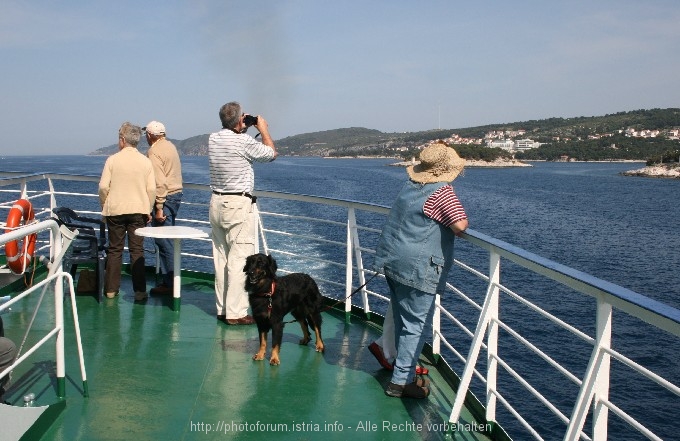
[373,181,456,295]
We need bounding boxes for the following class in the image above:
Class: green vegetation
[515,135,680,161]
[274,108,680,162]
[89,108,680,163]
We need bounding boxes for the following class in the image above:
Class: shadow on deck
[2,271,492,441]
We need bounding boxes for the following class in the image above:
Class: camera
[243,114,258,127]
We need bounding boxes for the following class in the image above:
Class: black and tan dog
[244,253,325,365]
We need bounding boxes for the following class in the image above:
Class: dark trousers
[0,336,17,401]
[105,213,147,294]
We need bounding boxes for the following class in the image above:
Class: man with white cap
[373,141,469,399]
[144,121,183,295]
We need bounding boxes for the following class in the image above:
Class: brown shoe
[226,315,255,325]
[150,285,172,295]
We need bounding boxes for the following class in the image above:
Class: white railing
[1,172,679,440]
[0,218,88,399]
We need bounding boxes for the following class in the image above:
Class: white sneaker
[106,291,118,299]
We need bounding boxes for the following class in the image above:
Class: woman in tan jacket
[98,122,155,301]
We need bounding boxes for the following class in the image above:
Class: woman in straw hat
[373,141,468,399]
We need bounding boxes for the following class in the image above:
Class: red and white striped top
[422,185,467,227]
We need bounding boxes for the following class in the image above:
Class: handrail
[1,172,678,440]
[462,229,680,336]
[0,219,88,399]
[445,230,680,440]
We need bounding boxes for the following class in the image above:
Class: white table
[135,226,209,310]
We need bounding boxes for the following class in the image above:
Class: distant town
[413,127,680,154]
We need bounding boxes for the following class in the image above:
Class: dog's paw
[315,342,325,353]
[299,337,311,346]
[269,357,280,366]
[253,352,266,361]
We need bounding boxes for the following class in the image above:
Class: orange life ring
[4,199,37,274]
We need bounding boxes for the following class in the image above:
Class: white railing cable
[598,399,662,441]
[491,353,573,427]
[601,345,680,397]
[493,317,583,386]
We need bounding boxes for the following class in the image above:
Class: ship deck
[2,269,492,441]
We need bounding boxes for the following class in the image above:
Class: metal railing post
[486,251,501,422]
[344,207,354,323]
[592,295,612,441]
[52,220,67,398]
[48,176,57,261]
[433,294,441,359]
[48,176,57,212]
[348,207,370,319]
[449,264,499,424]
[564,294,612,440]
[55,270,66,397]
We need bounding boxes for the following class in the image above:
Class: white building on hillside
[514,139,540,151]
[487,139,515,151]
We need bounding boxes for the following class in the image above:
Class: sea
[2,155,679,440]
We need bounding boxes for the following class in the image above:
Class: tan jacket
[99,147,156,216]
[147,138,183,210]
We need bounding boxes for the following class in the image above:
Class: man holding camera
[208,102,276,325]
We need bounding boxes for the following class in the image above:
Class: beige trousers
[209,194,256,318]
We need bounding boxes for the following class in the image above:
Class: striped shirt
[422,185,467,227]
[208,129,276,193]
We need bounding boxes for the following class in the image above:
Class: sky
[2,0,680,155]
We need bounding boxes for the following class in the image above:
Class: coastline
[621,163,680,179]
[389,159,533,168]
[389,158,532,168]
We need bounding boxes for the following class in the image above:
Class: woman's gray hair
[118,122,142,147]
[219,102,241,129]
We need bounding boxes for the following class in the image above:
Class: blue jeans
[387,276,436,386]
[152,192,182,286]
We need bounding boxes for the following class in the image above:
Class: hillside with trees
[89,108,680,163]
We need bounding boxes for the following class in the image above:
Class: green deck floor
[2,271,494,441]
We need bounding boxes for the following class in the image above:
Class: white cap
[143,121,165,136]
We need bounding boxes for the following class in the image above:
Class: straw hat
[407,142,466,184]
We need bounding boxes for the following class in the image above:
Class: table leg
[173,238,181,311]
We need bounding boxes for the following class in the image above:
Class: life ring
[4,199,37,274]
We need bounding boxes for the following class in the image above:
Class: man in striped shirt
[373,142,468,399]
[208,102,276,325]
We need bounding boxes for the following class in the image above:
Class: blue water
[3,156,679,439]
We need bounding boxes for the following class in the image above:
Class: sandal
[415,376,430,388]
[385,381,430,399]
